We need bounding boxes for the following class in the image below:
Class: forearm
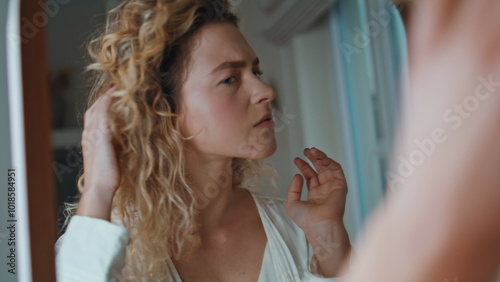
[76,187,116,222]
[305,221,352,278]
[343,97,500,282]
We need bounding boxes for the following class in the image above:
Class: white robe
[55,192,341,281]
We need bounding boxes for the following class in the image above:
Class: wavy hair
[61,0,278,280]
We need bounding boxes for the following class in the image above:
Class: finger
[294,157,320,188]
[286,174,304,205]
[306,147,342,173]
[85,85,117,125]
[88,84,115,107]
[409,0,465,66]
[94,86,116,114]
[464,0,500,68]
[84,88,112,118]
[84,96,112,131]
[93,96,113,120]
[411,0,464,40]
[318,176,348,194]
[305,147,329,161]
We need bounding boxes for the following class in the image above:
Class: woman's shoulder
[249,192,303,234]
[249,191,312,270]
[252,192,286,203]
[251,192,288,213]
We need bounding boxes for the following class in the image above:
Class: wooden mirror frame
[20,0,57,281]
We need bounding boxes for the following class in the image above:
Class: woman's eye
[220,70,263,85]
[221,76,236,84]
[254,70,264,78]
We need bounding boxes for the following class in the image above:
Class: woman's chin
[248,140,278,160]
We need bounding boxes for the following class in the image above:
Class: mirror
[0,0,409,280]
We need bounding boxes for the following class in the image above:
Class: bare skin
[77,23,352,280]
[172,188,267,282]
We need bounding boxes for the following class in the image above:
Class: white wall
[235,1,360,238]
[236,0,298,199]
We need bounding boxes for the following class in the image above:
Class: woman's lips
[254,119,275,127]
[254,113,273,127]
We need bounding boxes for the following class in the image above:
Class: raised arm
[343,0,500,281]
[56,86,129,282]
[76,86,120,221]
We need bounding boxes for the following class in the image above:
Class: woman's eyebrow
[208,57,260,76]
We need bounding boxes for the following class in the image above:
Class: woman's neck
[183,150,245,235]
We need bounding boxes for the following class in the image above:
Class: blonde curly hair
[61,0,278,280]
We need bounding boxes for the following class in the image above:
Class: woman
[55,0,353,281]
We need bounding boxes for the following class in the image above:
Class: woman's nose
[252,78,276,104]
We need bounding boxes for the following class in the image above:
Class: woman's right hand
[76,86,120,221]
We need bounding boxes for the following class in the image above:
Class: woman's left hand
[286,147,351,277]
[286,147,348,231]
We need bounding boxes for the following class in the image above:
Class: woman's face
[179,22,277,160]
